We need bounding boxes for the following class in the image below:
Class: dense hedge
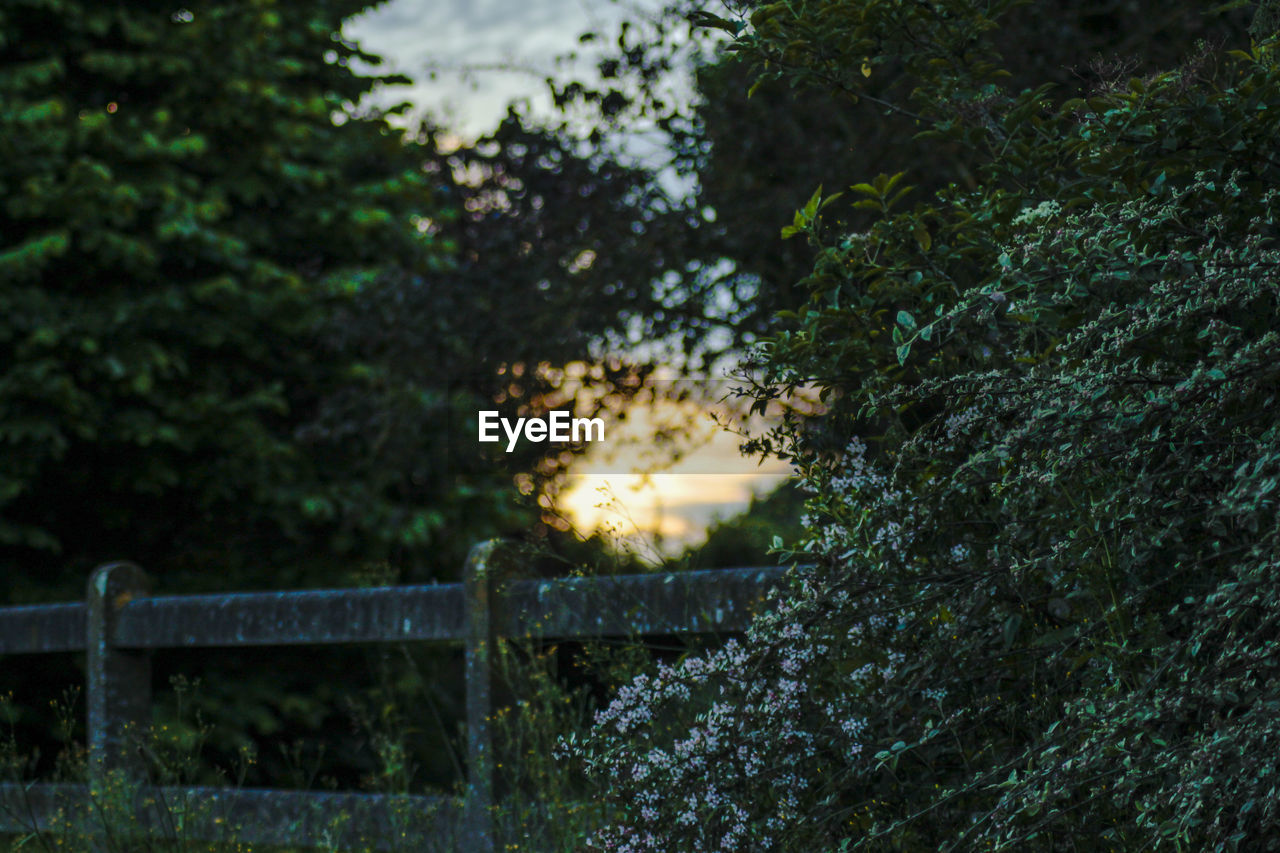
[574,2,1280,850]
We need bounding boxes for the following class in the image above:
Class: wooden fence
[0,541,784,851]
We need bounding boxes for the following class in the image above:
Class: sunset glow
[553,396,792,554]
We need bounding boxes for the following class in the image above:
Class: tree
[0,0,705,793]
[0,0,456,594]
[573,1,1280,850]
[0,0,698,593]
[541,0,1254,351]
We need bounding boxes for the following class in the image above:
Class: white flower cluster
[1011,199,1062,226]
[572,586,871,852]
[826,436,885,495]
[814,437,919,563]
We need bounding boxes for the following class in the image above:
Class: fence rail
[0,603,86,654]
[0,783,451,850]
[0,543,785,851]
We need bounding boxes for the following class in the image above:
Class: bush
[571,2,1280,849]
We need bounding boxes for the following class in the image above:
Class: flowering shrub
[571,2,1280,849]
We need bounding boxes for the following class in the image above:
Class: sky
[345,0,668,138]
[552,392,792,557]
[344,0,793,555]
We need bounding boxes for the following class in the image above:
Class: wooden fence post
[87,563,151,794]
[463,540,500,853]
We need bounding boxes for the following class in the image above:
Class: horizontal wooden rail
[0,603,86,654]
[0,568,785,653]
[113,584,468,648]
[0,783,455,849]
[498,567,782,637]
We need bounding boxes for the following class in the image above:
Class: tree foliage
[574,1,1280,850]
[0,0,454,592]
[0,0,717,594]
[543,0,1253,352]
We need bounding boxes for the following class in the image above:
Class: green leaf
[802,184,823,219]
[914,222,931,252]
[687,10,741,34]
